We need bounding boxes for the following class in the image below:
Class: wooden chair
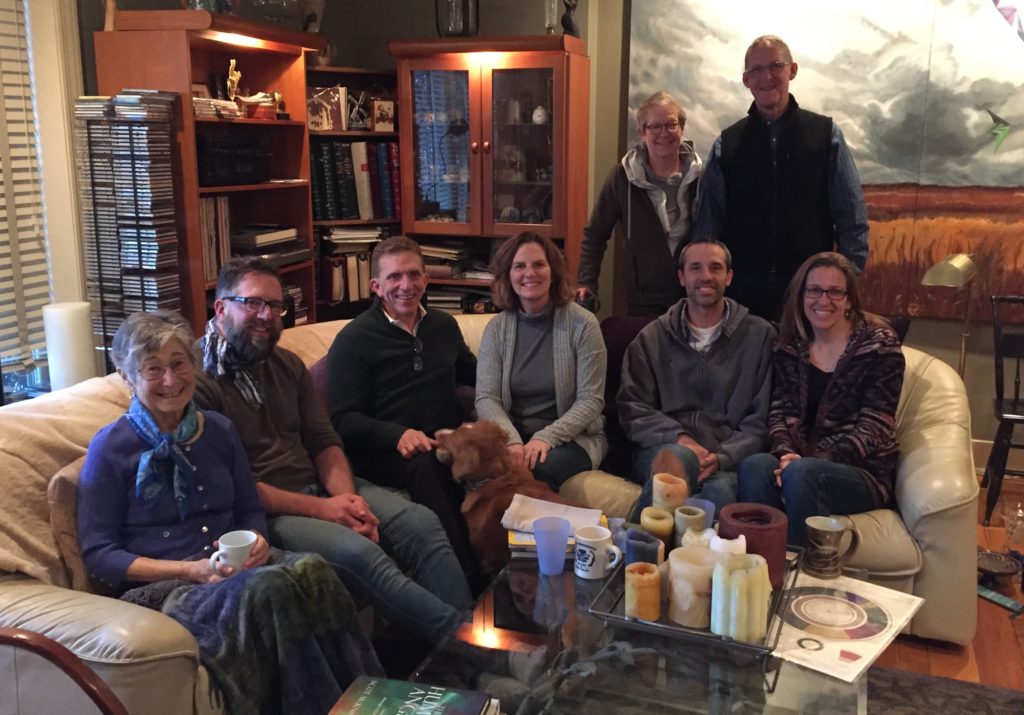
[982,295,1024,525]
[0,628,129,715]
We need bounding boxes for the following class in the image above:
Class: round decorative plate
[783,586,890,640]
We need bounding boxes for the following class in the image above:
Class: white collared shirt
[381,303,427,336]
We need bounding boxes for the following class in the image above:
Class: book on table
[330,675,498,715]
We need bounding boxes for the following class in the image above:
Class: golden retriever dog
[436,421,584,573]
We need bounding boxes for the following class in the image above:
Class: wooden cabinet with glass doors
[388,36,589,276]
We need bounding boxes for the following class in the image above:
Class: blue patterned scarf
[200,317,264,408]
[125,396,200,521]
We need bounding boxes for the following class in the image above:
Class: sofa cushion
[560,470,642,519]
[843,510,922,577]
[0,373,129,586]
[47,458,93,594]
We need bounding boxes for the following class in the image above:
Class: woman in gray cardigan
[476,231,608,489]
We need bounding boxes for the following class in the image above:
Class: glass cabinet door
[410,68,473,228]
[490,67,554,231]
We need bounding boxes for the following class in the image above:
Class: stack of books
[320,227,383,303]
[421,242,469,278]
[283,284,308,326]
[231,224,299,251]
[192,97,240,118]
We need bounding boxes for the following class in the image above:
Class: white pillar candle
[666,546,724,628]
[709,553,772,642]
[709,533,747,555]
[652,472,688,513]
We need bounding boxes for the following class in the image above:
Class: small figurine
[226,59,241,101]
[561,0,579,37]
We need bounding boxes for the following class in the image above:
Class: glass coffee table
[411,561,867,713]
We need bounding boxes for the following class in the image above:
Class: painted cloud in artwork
[629,0,1024,186]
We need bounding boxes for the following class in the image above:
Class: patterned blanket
[122,549,382,715]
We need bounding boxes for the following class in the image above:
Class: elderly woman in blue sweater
[475,231,608,490]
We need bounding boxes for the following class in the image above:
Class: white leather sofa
[0,313,979,714]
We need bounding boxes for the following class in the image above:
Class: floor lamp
[921,253,978,378]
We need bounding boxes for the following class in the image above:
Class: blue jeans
[268,478,472,642]
[532,441,592,490]
[737,453,876,546]
[632,443,738,522]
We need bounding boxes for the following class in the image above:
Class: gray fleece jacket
[578,141,702,314]
[616,297,774,470]
[475,302,608,469]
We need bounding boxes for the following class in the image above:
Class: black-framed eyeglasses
[222,295,288,317]
[138,358,194,382]
[804,286,848,301]
[412,337,424,373]
[743,61,790,78]
[643,120,682,135]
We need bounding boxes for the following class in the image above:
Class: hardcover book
[330,676,497,715]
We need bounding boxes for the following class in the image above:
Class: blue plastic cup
[533,516,571,576]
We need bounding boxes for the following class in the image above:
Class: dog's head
[435,421,510,486]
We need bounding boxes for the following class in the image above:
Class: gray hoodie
[579,141,703,314]
[616,297,774,471]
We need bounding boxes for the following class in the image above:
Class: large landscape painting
[629,0,1024,320]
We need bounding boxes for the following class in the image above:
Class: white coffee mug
[574,525,623,580]
[209,530,257,573]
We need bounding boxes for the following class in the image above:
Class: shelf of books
[94,10,324,334]
[306,64,402,320]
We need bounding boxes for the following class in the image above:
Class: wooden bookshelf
[94,10,324,333]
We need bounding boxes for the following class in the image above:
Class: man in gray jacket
[618,239,774,518]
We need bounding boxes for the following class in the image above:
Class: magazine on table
[772,571,923,682]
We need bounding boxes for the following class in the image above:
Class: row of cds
[74,90,182,354]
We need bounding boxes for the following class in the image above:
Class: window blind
[0,0,47,369]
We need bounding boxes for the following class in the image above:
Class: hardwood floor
[874,477,1024,688]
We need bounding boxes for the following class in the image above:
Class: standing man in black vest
[693,35,868,321]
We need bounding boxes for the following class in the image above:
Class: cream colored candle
[624,562,661,621]
[709,553,771,642]
[640,507,675,547]
[709,533,746,555]
[652,473,688,513]
[666,546,724,628]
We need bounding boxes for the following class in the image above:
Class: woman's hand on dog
[397,429,438,460]
[523,439,551,469]
[315,494,381,542]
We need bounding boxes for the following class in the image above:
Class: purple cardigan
[768,320,905,507]
[77,410,267,593]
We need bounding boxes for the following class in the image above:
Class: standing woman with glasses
[736,252,905,546]
[576,90,703,316]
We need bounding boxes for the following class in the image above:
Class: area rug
[868,667,1024,714]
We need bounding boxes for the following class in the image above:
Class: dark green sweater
[326,300,477,458]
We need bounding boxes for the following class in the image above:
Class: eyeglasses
[804,286,848,301]
[412,337,424,373]
[138,358,194,382]
[222,295,288,317]
[743,61,790,78]
[643,120,682,135]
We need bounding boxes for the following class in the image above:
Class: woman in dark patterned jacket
[737,252,905,545]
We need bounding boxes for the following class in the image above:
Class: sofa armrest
[0,575,199,665]
[895,420,978,534]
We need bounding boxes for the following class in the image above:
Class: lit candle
[640,507,675,548]
[624,562,661,621]
[666,546,725,628]
[652,473,688,513]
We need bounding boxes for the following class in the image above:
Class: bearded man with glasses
[194,256,473,651]
[577,90,703,317]
[693,35,869,322]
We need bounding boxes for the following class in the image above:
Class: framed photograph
[371,99,395,132]
[191,83,212,99]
